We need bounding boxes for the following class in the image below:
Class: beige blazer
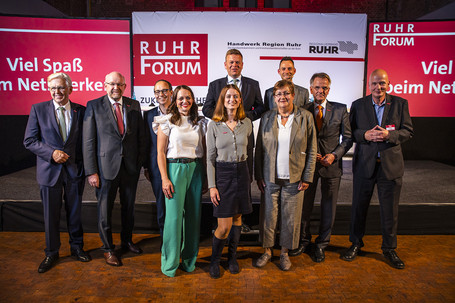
[255,106,317,184]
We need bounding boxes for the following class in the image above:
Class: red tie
[114,102,124,135]
[316,105,323,131]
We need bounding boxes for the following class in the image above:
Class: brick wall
[43,0,454,20]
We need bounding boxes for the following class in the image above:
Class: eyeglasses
[274,92,291,98]
[49,86,67,92]
[105,82,126,87]
[154,89,170,95]
[312,86,330,92]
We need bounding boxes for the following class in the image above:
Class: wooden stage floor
[0,232,454,302]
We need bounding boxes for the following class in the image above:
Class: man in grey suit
[263,57,309,111]
[341,69,413,269]
[289,73,352,261]
[83,71,146,267]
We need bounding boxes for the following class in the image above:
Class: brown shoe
[104,252,122,266]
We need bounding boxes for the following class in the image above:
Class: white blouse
[276,114,294,179]
[153,114,207,159]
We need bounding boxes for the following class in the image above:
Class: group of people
[23,49,413,278]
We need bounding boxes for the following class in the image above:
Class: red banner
[367,21,455,117]
[133,34,208,87]
[0,16,131,115]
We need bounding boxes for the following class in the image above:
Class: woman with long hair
[206,84,253,278]
[154,85,207,277]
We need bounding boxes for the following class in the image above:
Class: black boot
[227,225,241,274]
[210,235,226,279]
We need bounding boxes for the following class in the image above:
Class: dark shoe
[383,250,405,269]
[71,248,92,262]
[341,245,361,261]
[227,225,241,274]
[104,252,122,266]
[289,241,309,257]
[38,254,59,273]
[255,252,272,268]
[240,222,251,233]
[122,242,143,254]
[210,236,226,279]
[314,247,325,263]
[279,254,292,271]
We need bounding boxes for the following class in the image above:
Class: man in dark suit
[342,69,413,269]
[202,49,265,231]
[263,57,309,111]
[289,73,352,261]
[24,72,91,273]
[83,71,146,266]
[143,79,173,237]
[202,48,265,121]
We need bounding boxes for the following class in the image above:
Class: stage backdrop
[367,21,455,117]
[132,12,367,109]
[0,16,131,175]
[367,20,455,165]
[0,16,131,115]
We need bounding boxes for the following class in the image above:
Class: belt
[167,158,196,164]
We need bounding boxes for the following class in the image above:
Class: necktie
[316,105,323,131]
[232,79,239,87]
[57,107,67,141]
[114,102,124,135]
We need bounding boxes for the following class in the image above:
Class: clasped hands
[364,125,390,142]
[317,153,335,167]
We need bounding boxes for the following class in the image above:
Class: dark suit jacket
[264,84,309,111]
[304,101,352,179]
[350,94,413,180]
[143,106,161,175]
[24,100,85,187]
[83,95,146,180]
[202,76,265,121]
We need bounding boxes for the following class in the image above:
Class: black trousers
[149,168,165,237]
[350,162,402,251]
[96,162,140,252]
[40,167,84,256]
[301,170,341,249]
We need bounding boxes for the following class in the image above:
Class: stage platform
[0,160,454,235]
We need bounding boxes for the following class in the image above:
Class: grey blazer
[304,101,353,179]
[264,84,309,111]
[255,107,317,184]
[83,95,146,180]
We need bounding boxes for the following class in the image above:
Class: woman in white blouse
[154,85,207,277]
[206,84,253,279]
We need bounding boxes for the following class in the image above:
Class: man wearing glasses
[290,73,352,260]
[24,72,91,273]
[83,71,146,267]
[263,57,309,111]
[143,79,173,238]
